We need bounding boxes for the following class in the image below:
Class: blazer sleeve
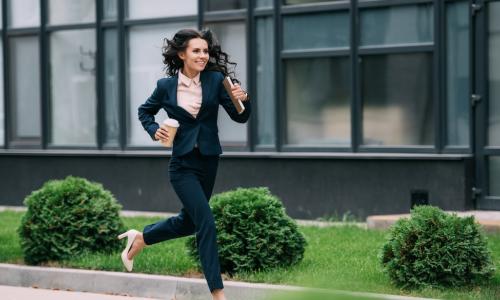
[138,79,165,141]
[218,74,251,123]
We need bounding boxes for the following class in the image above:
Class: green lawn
[1,210,499,300]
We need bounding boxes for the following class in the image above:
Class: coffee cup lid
[163,118,179,127]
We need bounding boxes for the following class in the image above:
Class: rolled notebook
[222,76,245,114]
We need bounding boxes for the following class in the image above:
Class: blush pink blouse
[177,71,202,118]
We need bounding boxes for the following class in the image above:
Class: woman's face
[178,37,209,75]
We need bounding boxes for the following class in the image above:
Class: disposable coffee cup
[161,118,179,147]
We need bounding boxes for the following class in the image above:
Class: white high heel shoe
[117,229,140,272]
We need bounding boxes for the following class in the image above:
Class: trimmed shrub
[380,205,495,289]
[18,176,125,265]
[186,187,306,274]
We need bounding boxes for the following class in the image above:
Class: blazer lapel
[168,73,195,120]
[197,71,210,119]
[169,74,179,107]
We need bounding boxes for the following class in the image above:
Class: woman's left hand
[231,83,249,102]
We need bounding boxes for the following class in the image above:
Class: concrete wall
[0,152,474,220]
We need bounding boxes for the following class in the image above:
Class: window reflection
[256,17,276,146]
[8,0,40,28]
[127,23,195,146]
[361,4,433,46]
[446,1,470,147]
[283,12,349,50]
[49,0,95,25]
[104,29,119,146]
[286,57,350,146]
[205,0,247,11]
[127,0,197,19]
[9,37,41,140]
[206,22,248,145]
[488,2,500,146]
[103,0,118,20]
[489,157,500,196]
[50,30,97,146]
[283,0,342,5]
[0,41,4,145]
[362,53,434,146]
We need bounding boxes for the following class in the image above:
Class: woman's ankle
[211,288,225,300]
[136,233,146,247]
[127,232,146,260]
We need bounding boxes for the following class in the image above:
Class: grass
[1,210,499,299]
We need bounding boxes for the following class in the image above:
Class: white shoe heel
[117,229,140,272]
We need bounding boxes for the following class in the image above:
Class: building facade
[0,0,498,219]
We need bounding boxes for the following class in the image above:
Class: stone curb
[0,264,437,300]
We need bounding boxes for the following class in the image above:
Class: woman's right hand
[155,125,170,142]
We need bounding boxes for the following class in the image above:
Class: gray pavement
[0,285,156,300]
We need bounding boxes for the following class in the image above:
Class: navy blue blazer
[138,70,251,157]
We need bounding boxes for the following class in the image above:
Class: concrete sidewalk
[0,285,155,300]
[0,264,437,300]
[367,210,500,232]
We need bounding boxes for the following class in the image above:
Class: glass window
[283,11,349,50]
[360,4,433,47]
[127,0,197,19]
[446,1,470,147]
[0,2,3,29]
[256,17,275,146]
[8,0,40,28]
[362,53,434,146]
[104,29,119,146]
[0,41,4,146]
[488,2,500,146]
[49,0,95,25]
[256,0,273,8]
[284,0,342,5]
[489,157,500,196]
[50,29,97,146]
[128,23,195,146]
[9,36,41,140]
[206,22,248,145]
[205,0,247,11]
[103,0,118,21]
[285,57,350,146]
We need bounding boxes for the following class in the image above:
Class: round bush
[186,187,307,274]
[380,205,495,288]
[18,176,126,265]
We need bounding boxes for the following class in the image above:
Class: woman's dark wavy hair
[162,28,238,81]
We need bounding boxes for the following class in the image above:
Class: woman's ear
[178,51,186,61]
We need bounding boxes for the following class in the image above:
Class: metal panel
[1,0,7,148]
[474,0,489,208]
[96,0,104,150]
[351,0,360,152]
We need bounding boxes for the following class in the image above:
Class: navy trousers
[142,148,223,292]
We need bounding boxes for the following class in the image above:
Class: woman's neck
[181,68,200,79]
